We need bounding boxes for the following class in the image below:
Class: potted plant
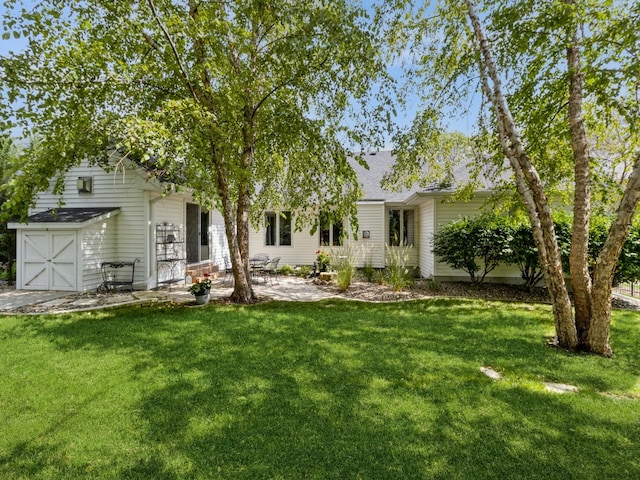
[315,249,331,272]
[188,276,212,305]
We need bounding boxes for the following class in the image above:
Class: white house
[8,158,227,292]
[10,150,522,292]
[248,151,522,283]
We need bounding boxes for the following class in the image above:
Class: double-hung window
[388,209,414,246]
[265,211,292,246]
[319,213,343,246]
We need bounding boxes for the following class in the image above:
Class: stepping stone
[543,382,578,394]
[38,298,69,308]
[71,298,100,307]
[480,366,502,380]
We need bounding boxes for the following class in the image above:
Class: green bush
[296,265,311,277]
[617,224,640,285]
[279,264,294,276]
[504,224,544,291]
[588,217,640,286]
[432,215,511,283]
[434,211,640,289]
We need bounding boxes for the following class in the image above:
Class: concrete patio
[0,276,334,314]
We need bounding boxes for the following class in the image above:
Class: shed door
[22,230,77,291]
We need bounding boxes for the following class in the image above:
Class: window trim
[264,211,292,247]
[388,207,415,247]
[319,214,344,247]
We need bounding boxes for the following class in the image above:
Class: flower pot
[195,294,210,305]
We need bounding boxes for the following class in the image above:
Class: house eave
[404,189,495,206]
[8,208,120,230]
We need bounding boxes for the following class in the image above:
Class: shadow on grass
[2,299,640,478]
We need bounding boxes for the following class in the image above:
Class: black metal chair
[260,257,280,285]
[222,257,234,285]
[249,253,269,282]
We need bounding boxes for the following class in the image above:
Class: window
[279,211,292,246]
[265,212,276,246]
[265,211,292,246]
[319,213,343,246]
[200,210,209,246]
[388,208,414,246]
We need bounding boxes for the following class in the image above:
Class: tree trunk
[589,273,613,356]
[565,7,593,345]
[214,148,257,304]
[588,153,640,355]
[465,0,578,349]
[231,148,257,303]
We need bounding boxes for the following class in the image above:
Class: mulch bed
[318,278,639,310]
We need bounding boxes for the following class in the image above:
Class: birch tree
[0,1,390,303]
[385,0,640,355]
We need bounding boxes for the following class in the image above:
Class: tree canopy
[1,0,393,302]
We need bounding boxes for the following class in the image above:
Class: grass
[1,298,639,479]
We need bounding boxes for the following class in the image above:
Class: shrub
[504,224,544,292]
[588,216,640,286]
[279,264,294,276]
[616,224,640,285]
[432,215,511,283]
[361,258,377,283]
[296,265,311,277]
[384,242,414,291]
[330,245,359,292]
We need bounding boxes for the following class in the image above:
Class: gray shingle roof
[351,151,416,202]
[352,150,499,203]
[28,207,120,223]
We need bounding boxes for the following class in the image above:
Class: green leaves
[1,0,390,230]
[432,215,513,283]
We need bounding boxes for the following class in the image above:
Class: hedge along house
[8,157,228,292]
[248,150,523,283]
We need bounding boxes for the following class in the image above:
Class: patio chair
[249,253,270,282]
[260,257,280,285]
[222,256,234,285]
[250,253,269,266]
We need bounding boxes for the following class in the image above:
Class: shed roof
[27,207,120,223]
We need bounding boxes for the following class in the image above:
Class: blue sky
[0,1,476,143]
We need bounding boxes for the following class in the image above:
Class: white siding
[31,159,164,289]
[209,209,229,267]
[81,216,117,291]
[249,212,318,267]
[248,203,388,269]
[350,202,385,268]
[418,198,435,278]
[18,158,231,291]
[151,195,186,287]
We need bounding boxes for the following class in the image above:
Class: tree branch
[146,0,199,102]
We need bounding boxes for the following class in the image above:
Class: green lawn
[1,298,639,479]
